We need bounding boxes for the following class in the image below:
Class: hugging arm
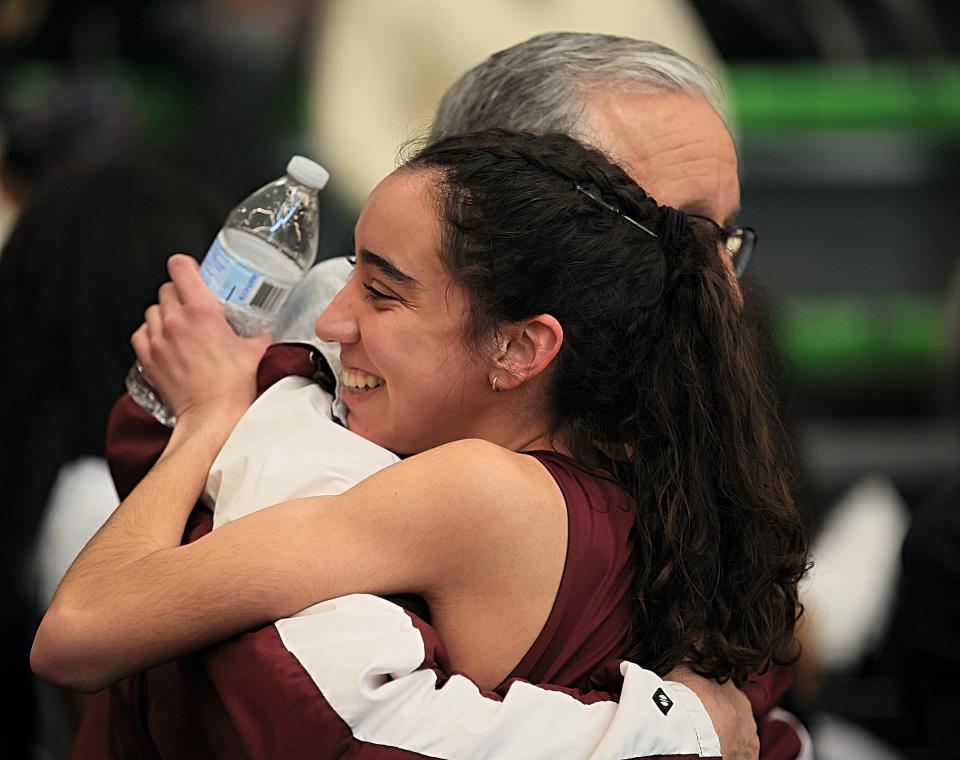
[37,258,790,757]
[31,412,552,693]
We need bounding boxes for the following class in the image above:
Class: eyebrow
[681,203,741,229]
[358,248,423,290]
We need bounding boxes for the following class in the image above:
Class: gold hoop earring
[491,376,501,393]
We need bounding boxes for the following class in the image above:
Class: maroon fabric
[106,343,319,500]
[746,668,804,760]
[77,343,802,759]
[504,452,637,690]
[757,715,803,760]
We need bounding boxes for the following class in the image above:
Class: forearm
[31,408,241,691]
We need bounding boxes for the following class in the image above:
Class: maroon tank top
[503,451,638,691]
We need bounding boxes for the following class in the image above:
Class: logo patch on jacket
[652,687,673,716]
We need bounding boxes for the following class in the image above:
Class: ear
[492,314,563,390]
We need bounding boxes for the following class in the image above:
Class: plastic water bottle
[126,156,329,426]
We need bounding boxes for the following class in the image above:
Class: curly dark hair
[406,130,808,685]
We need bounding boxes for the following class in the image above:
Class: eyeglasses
[686,214,757,279]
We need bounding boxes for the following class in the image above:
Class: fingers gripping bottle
[125,156,329,426]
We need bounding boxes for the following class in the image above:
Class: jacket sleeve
[105,343,321,499]
[73,573,724,760]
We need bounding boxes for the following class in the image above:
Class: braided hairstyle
[406,130,808,685]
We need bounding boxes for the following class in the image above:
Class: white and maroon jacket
[73,344,808,759]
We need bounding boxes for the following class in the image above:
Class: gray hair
[431,32,723,142]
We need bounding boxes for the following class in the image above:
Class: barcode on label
[248,281,288,312]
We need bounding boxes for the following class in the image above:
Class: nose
[314,283,360,344]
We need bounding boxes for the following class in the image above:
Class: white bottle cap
[286,156,330,190]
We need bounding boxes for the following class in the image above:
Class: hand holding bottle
[132,255,273,423]
[127,155,328,426]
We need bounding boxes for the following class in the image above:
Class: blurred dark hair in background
[1,77,141,199]
[0,0,316,209]
[0,155,226,757]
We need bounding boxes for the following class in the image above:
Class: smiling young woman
[32,132,806,725]
[315,168,562,457]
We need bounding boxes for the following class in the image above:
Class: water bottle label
[199,236,291,315]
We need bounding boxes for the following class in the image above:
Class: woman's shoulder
[377,439,567,535]
[409,439,562,494]
[315,438,568,607]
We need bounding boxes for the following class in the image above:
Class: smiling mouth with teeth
[342,367,385,393]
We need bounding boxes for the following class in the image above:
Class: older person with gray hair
[279,33,752,348]
[432,33,740,235]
